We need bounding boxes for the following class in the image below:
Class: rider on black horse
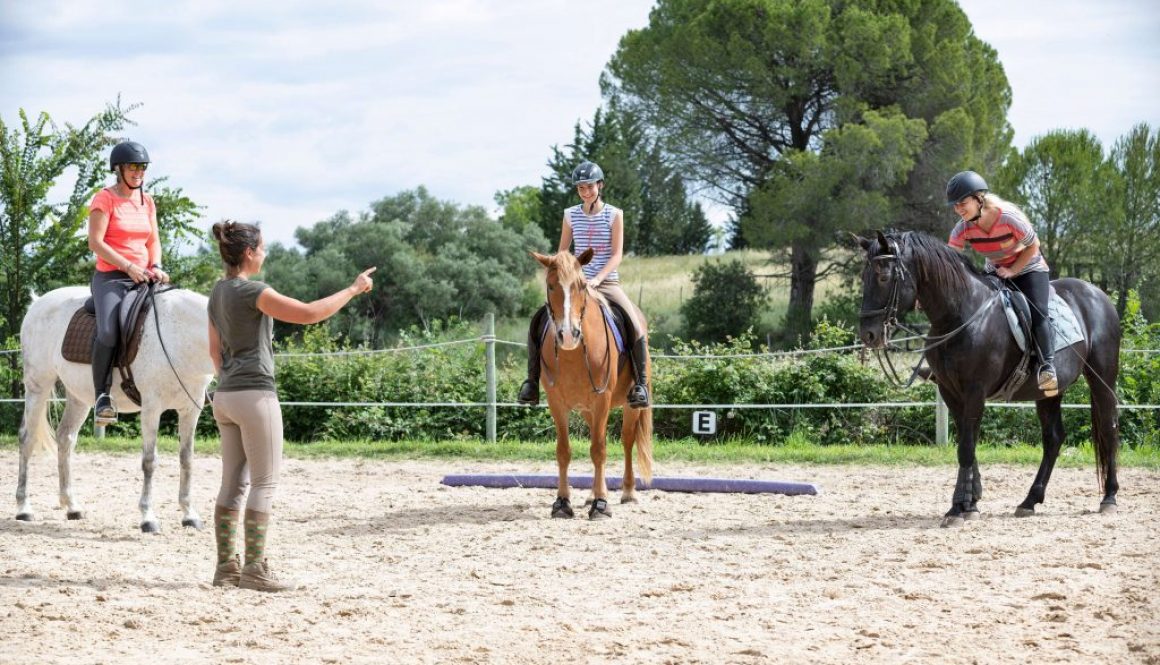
[946,170,1057,393]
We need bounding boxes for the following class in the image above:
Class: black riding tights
[1007,269,1054,364]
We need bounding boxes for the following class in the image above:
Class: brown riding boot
[239,560,297,593]
[213,555,241,588]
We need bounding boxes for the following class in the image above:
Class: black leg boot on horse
[627,337,651,409]
[517,306,547,406]
[92,340,118,424]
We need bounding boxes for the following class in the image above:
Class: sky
[2,0,1158,249]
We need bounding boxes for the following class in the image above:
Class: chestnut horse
[532,249,653,520]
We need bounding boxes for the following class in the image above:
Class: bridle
[859,239,999,387]
[541,272,613,395]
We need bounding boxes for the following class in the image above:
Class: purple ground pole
[440,474,819,495]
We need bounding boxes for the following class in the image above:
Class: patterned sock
[214,506,240,565]
[243,509,271,566]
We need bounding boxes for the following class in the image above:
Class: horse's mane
[551,251,586,286]
[893,231,989,293]
[548,251,608,306]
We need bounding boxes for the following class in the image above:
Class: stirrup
[627,384,650,409]
[94,394,117,424]
[517,380,539,406]
[1037,364,1058,393]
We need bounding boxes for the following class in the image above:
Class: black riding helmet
[110,141,151,172]
[945,170,988,205]
[571,161,604,185]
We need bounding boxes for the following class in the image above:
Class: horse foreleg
[943,390,984,528]
[177,407,203,529]
[55,396,92,520]
[549,403,574,518]
[1086,359,1121,514]
[586,406,612,520]
[139,407,162,533]
[619,409,638,504]
[1017,396,1065,517]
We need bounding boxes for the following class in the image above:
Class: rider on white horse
[86,141,171,423]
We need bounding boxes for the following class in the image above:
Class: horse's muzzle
[556,325,582,351]
[859,326,886,349]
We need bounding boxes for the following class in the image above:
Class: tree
[680,259,769,343]
[0,101,138,343]
[996,129,1109,280]
[1103,123,1160,316]
[263,187,548,343]
[605,0,1012,337]
[539,105,713,256]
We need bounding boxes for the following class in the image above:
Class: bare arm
[256,267,376,325]
[997,238,1041,278]
[207,320,222,376]
[590,210,624,286]
[557,216,572,253]
[88,209,149,282]
[145,203,169,283]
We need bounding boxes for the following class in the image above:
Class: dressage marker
[441,474,819,496]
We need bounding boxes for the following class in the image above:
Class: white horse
[16,286,214,532]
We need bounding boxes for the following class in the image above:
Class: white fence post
[484,313,496,444]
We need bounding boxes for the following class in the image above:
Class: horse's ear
[853,233,873,253]
[530,251,551,267]
[577,248,595,266]
[875,230,890,252]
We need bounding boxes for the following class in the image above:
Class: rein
[146,282,205,411]
[859,248,1001,388]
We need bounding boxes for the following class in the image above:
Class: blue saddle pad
[1002,290,1085,354]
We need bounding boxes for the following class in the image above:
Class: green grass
[3,434,1156,469]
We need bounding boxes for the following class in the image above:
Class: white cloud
[3,0,1158,250]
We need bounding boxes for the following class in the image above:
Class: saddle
[60,282,166,406]
[990,283,1086,401]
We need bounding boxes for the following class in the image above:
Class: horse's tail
[635,403,654,487]
[18,392,55,458]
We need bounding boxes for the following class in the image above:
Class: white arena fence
[2,317,1159,445]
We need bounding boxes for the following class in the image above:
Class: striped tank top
[948,207,1048,275]
[567,202,620,281]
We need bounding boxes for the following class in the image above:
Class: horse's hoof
[620,495,638,505]
[588,499,612,520]
[140,521,160,534]
[940,515,964,528]
[15,513,33,522]
[962,510,981,521]
[67,511,84,520]
[182,518,203,530]
[1014,507,1035,517]
[1098,502,1118,515]
[551,497,574,519]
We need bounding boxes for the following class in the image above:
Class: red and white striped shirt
[948,207,1048,275]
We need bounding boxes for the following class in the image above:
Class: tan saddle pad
[60,305,149,366]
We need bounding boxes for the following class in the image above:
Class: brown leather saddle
[61,283,159,406]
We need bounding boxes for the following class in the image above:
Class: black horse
[857,231,1120,527]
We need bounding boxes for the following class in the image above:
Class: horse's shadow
[0,573,196,591]
[0,520,140,543]
[312,502,540,536]
[683,512,944,538]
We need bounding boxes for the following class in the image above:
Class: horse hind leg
[177,407,203,529]
[1085,361,1121,514]
[55,395,93,520]
[1016,395,1065,517]
[16,387,55,521]
[620,409,639,504]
